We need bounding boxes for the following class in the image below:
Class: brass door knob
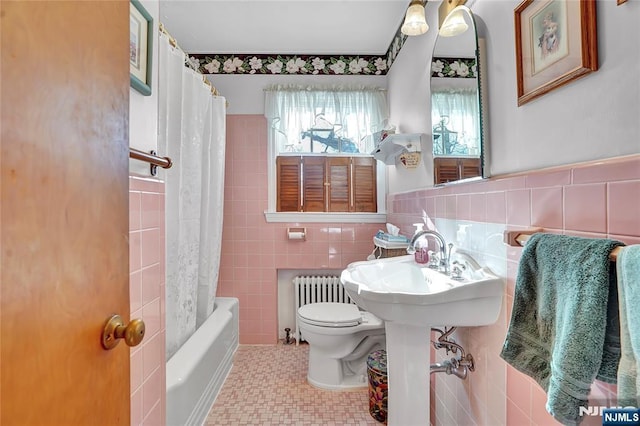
[102,314,146,350]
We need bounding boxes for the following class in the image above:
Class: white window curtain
[431,87,480,154]
[264,85,388,154]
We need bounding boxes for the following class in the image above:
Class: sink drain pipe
[430,354,474,379]
[430,326,475,380]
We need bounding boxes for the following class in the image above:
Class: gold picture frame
[514,0,597,106]
[130,0,153,96]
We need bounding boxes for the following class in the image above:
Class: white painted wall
[387,0,640,194]
[129,0,160,177]
[145,0,639,184]
[386,2,440,193]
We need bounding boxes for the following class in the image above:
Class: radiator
[294,275,355,344]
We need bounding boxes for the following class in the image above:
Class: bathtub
[166,297,239,426]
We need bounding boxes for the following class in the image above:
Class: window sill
[264,211,387,223]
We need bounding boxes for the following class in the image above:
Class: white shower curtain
[158,33,226,359]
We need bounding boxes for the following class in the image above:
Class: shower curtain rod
[159,22,179,50]
[129,147,173,176]
[504,228,622,262]
[159,23,224,99]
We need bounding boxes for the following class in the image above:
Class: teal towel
[500,233,624,425]
[617,245,640,407]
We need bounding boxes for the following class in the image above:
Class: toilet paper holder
[287,227,306,241]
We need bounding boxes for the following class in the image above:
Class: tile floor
[206,343,381,425]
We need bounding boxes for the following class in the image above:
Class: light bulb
[401,1,429,36]
[439,9,468,37]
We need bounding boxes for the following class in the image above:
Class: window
[264,86,388,222]
[276,155,376,212]
[431,79,480,156]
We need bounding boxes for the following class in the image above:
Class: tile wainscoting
[218,115,382,344]
[129,176,166,426]
[387,154,639,426]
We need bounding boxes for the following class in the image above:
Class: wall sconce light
[438,0,468,36]
[401,0,429,36]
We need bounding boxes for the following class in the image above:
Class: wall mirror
[430,5,486,185]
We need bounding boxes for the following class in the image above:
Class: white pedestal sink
[385,322,431,425]
[340,254,504,426]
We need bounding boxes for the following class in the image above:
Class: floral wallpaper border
[185,27,408,76]
[431,57,477,79]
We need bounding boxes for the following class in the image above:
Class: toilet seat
[296,302,386,390]
[298,303,362,328]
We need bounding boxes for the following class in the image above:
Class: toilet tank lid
[298,303,362,327]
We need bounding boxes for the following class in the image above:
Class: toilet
[297,302,386,390]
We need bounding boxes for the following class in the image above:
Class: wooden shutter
[276,156,301,212]
[352,157,377,212]
[460,158,481,179]
[434,157,481,184]
[277,155,377,213]
[302,156,326,212]
[326,157,350,212]
[434,157,460,184]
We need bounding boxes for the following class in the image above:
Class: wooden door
[1,2,131,425]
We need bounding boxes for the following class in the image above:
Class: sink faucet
[407,230,451,275]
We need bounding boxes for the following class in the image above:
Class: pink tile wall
[219,115,381,344]
[129,176,166,426]
[387,155,640,426]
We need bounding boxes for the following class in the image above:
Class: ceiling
[159,0,412,56]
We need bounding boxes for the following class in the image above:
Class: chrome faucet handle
[442,243,455,275]
[408,230,450,273]
[427,251,439,269]
[450,260,466,281]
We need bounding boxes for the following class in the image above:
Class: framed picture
[514,0,597,106]
[130,0,153,96]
